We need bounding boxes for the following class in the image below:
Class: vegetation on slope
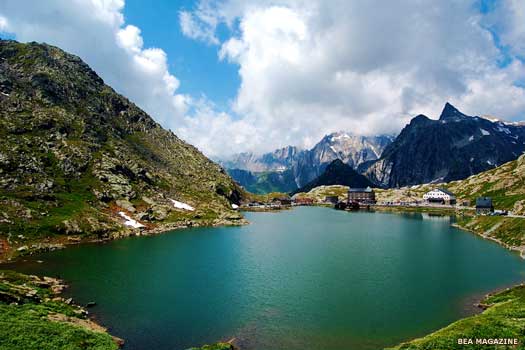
[454,216,525,257]
[187,342,235,350]
[388,285,525,350]
[292,185,349,202]
[375,154,525,214]
[0,270,119,350]
[0,39,246,260]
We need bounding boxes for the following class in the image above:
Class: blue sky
[0,0,524,156]
[123,0,239,111]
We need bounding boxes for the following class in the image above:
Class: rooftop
[428,188,456,196]
[476,197,493,208]
[349,186,373,193]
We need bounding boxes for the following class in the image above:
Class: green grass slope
[389,285,525,350]
[0,270,119,350]
[376,154,525,213]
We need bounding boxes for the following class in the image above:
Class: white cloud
[0,15,8,31]
[179,10,219,45]
[0,0,189,129]
[177,98,260,156]
[179,0,223,45]
[1,0,525,158]
[489,0,525,58]
[180,0,525,156]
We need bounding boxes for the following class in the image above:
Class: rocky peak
[410,114,432,126]
[439,102,468,120]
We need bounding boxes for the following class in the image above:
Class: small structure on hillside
[272,197,292,206]
[294,197,314,206]
[422,188,456,205]
[476,197,494,215]
[347,187,376,204]
[325,196,339,204]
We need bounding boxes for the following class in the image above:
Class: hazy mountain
[360,103,525,187]
[219,145,300,172]
[227,168,298,194]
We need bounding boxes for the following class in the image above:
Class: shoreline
[451,222,525,259]
[0,270,123,349]
[0,215,249,264]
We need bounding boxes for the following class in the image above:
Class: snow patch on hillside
[169,199,195,211]
[118,212,145,228]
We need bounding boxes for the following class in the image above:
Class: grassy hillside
[453,215,525,257]
[375,154,525,214]
[388,285,525,350]
[292,185,349,202]
[0,40,246,260]
[0,270,120,350]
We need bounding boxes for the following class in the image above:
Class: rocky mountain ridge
[360,103,525,187]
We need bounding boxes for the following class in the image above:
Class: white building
[423,188,456,205]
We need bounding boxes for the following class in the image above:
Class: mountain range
[220,133,393,193]
[223,103,525,193]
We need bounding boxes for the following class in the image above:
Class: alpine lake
[5,207,525,350]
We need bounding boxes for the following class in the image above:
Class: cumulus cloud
[1,0,525,157]
[0,15,8,31]
[489,0,525,58]
[179,10,219,45]
[0,0,189,129]
[181,0,525,155]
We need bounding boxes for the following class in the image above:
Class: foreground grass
[0,270,119,350]
[388,285,525,350]
[187,342,235,350]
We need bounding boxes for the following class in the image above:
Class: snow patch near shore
[118,212,145,228]
[169,199,195,211]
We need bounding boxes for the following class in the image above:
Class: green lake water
[6,207,525,350]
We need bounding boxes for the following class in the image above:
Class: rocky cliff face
[0,40,244,249]
[221,133,393,192]
[360,103,525,188]
[291,132,393,186]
